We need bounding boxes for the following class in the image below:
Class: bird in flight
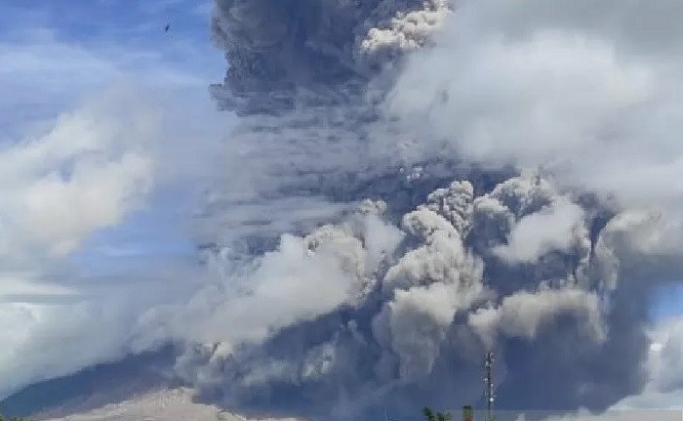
[164,24,170,32]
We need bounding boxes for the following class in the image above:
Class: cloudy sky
[0,0,234,400]
[2,0,683,419]
[0,0,225,257]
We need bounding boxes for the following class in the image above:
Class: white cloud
[385,0,683,220]
[0,0,234,405]
[0,273,78,302]
[0,40,229,399]
[469,287,605,347]
[165,209,405,348]
[0,267,200,400]
[0,86,163,398]
[642,318,683,394]
[0,86,159,258]
[599,318,683,414]
[190,232,360,345]
[495,197,586,263]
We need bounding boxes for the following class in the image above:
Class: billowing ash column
[176,1,660,420]
[209,0,451,115]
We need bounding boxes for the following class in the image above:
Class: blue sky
[652,284,683,320]
[0,0,223,134]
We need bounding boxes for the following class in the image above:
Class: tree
[437,412,452,421]
[423,406,451,421]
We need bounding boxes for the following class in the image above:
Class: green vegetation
[422,406,452,421]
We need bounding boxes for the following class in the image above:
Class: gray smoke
[209,0,450,115]
[177,177,649,419]
[165,0,683,420]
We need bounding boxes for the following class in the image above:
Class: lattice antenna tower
[484,352,495,421]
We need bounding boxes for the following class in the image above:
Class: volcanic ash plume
[169,0,683,420]
[209,0,451,115]
[177,172,648,418]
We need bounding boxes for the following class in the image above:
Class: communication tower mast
[484,352,495,421]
